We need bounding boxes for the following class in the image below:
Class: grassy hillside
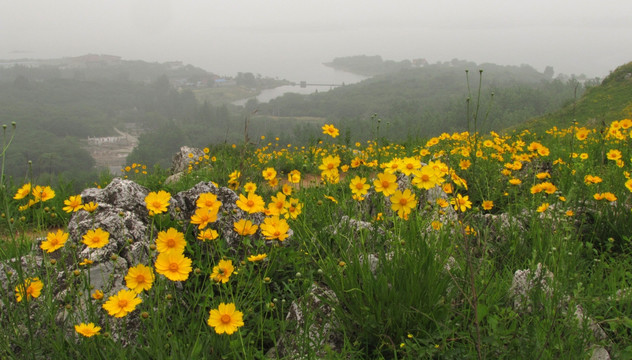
[520,61,632,133]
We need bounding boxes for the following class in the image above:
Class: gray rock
[171,146,205,174]
[269,283,342,359]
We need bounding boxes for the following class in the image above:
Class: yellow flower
[282,184,293,196]
[282,198,302,219]
[234,219,258,236]
[565,210,574,217]
[15,277,43,302]
[412,166,441,190]
[75,323,101,337]
[208,302,244,335]
[197,229,219,241]
[606,149,622,161]
[196,193,222,213]
[318,155,340,179]
[262,167,277,181]
[13,183,31,200]
[154,252,193,282]
[63,195,83,213]
[79,258,94,266]
[247,253,267,262]
[287,170,301,184]
[266,192,288,216]
[459,159,471,170]
[451,194,472,212]
[236,193,265,214]
[210,259,235,283]
[145,190,171,215]
[102,289,142,318]
[322,124,339,138]
[125,264,154,293]
[536,202,550,213]
[82,228,110,249]
[32,185,55,202]
[374,172,398,197]
[400,157,422,176]
[390,189,417,219]
[324,195,338,204]
[625,179,632,193]
[190,207,219,229]
[155,228,186,254]
[243,182,257,194]
[431,221,443,230]
[509,178,522,185]
[40,229,69,253]
[482,200,494,211]
[83,202,98,212]
[260,216,291,241]
[92,289,104,300]
[349,176,370,197]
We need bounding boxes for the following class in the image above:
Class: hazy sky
[2,0,631,80]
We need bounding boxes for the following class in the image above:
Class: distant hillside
[519,61,632,133]
[258,59,584,141]
[324,55,414,76]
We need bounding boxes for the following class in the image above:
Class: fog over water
[2,0,631,80]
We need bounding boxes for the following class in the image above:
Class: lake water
[232,63,368,106]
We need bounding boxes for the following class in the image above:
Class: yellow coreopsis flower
[83,202,99,213]
[282,198,302,219]
[625,179,632,193]
[155,228,186,254]
[40,229,69,253]
[82,228,110,249]
[190,207,219,229]
[288,170,301,184]
[260,216,290,241]
[266,192,288,216]
[125,264,154,293]
[322,124,339,138]
[63,195,83,213]
[145,190,171,215]
[13,183,31,200]
[606,149,622,161]
[210,259,235,283]
[236,193,265,214]
[234,219,258,236]
[451,194,472,212]
[536,202,550,213]
[482,200,494,211]
[155,252,193,282]
[102,289,142,318]
[32,185,55,202]
[390,189,417,219]
[207,302,244,335]
[262,167,277,181]
[75,323,101,337]
[197,228,219,241]
[247,253,267,262]
[374,172,398,197]
[196,193,222,213]
[349,176,370,197]
[15,277,43,302]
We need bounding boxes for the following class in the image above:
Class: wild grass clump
[1,120,632,359]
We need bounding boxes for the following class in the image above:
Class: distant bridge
[296,81,345,88]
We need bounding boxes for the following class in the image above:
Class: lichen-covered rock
[510,263,554,311]
[171,146,205,174]
[269,283,342,359]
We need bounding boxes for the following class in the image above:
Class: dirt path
[83,128,139,174]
